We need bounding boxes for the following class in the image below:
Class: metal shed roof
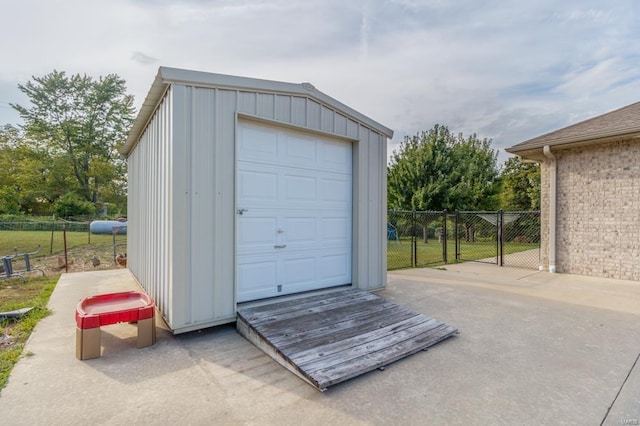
[506,101,640,159]
[122,67,393,156]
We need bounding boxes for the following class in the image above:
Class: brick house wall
[540,139,640,280]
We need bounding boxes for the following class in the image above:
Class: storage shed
[121,67,394,333]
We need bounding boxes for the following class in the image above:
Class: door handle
[274,245,286,249]
[237,208,247,215]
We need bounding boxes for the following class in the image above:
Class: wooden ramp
[237,288,458,391]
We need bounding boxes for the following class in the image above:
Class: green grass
[0,275,58,390]
[387,238,538,270]
[387,238,446,269]
[458,240,538,261]
[0,230,119,257]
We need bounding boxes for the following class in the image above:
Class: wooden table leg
[76,327,101,360]
[137,316,156,348]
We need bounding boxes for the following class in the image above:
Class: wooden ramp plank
[261,299,398,344]
[288,314,436,365]
[276,306,419,353]
[237,289,458,391]
[243,291,380,327]
[312,323,458,389]
[240,288,368,319]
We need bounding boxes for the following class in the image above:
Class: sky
[1,0,639,165]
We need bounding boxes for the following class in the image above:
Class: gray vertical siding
[291,97,306,126]
[128,82,388,332]
[257,93,274,118]
[307,100,321,130]
[171,85,237,331]
[335,113,347,135]
[275,95,291,122]
[212,89,237,321]
[189,87,216,322]
[127,86,173,323]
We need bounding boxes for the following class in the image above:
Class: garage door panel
[321,140,352,171]
[237,216,278,254]
[283,133,317,163]
[238,170,277,202]
[282,214,350,248]
[320,217,350,242]
[284,242,349,254]
[238,124,278,162]
[321,177,351,203]
[284,174,317,201]
[237,260,277,301]
[318,253,351,281]
[282,253,350,294]
[282,257,316,286]
[281,216,316,243]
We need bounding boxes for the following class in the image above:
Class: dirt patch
[11,243,127,277]
[0,333,16,349]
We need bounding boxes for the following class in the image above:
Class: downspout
[543,146,557,273]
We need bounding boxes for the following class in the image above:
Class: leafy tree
[388,124,500,211]
[0,125,49,214]
[52,193,96,218]
[500,156,540,210]
[0,125,20,214]
[11,70,134,212]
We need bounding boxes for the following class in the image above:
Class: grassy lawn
[0,230,118,257]
[387,238,446,269]
[0,275,58,390]
[0,230,127,273]
[456,240,538,261]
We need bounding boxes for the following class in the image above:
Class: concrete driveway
[1,264,638,425]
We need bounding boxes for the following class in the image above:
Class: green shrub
[0,187,20,215]
[52,194,96,219]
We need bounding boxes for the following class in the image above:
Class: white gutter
[543,145,557,273]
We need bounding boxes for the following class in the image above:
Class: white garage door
[236,122,352,302]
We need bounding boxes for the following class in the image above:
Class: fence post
[454,211,460,262]
[412,210,417,267]
[442,210,448,264]
[63,223,69,273]
[498,209,504,266]
[49,222,55,255]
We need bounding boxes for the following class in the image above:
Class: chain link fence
[455,211,500,264]
[387,210,413,270]
[0,218,127,276]
[501,211,541,269]
[387,210,540,271]
[387,210,450,270]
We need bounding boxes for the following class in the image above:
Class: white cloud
[1,0,639,165]
[557,8,613,24]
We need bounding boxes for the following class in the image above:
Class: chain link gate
[454,210,540,268]
[500,210,541,269]
[455,211,500,264]
[388,210,540,270]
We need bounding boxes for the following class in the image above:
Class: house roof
[121,67,394,156]
[506,101,640,159]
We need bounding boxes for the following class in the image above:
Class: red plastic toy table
[75,291,156,360]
